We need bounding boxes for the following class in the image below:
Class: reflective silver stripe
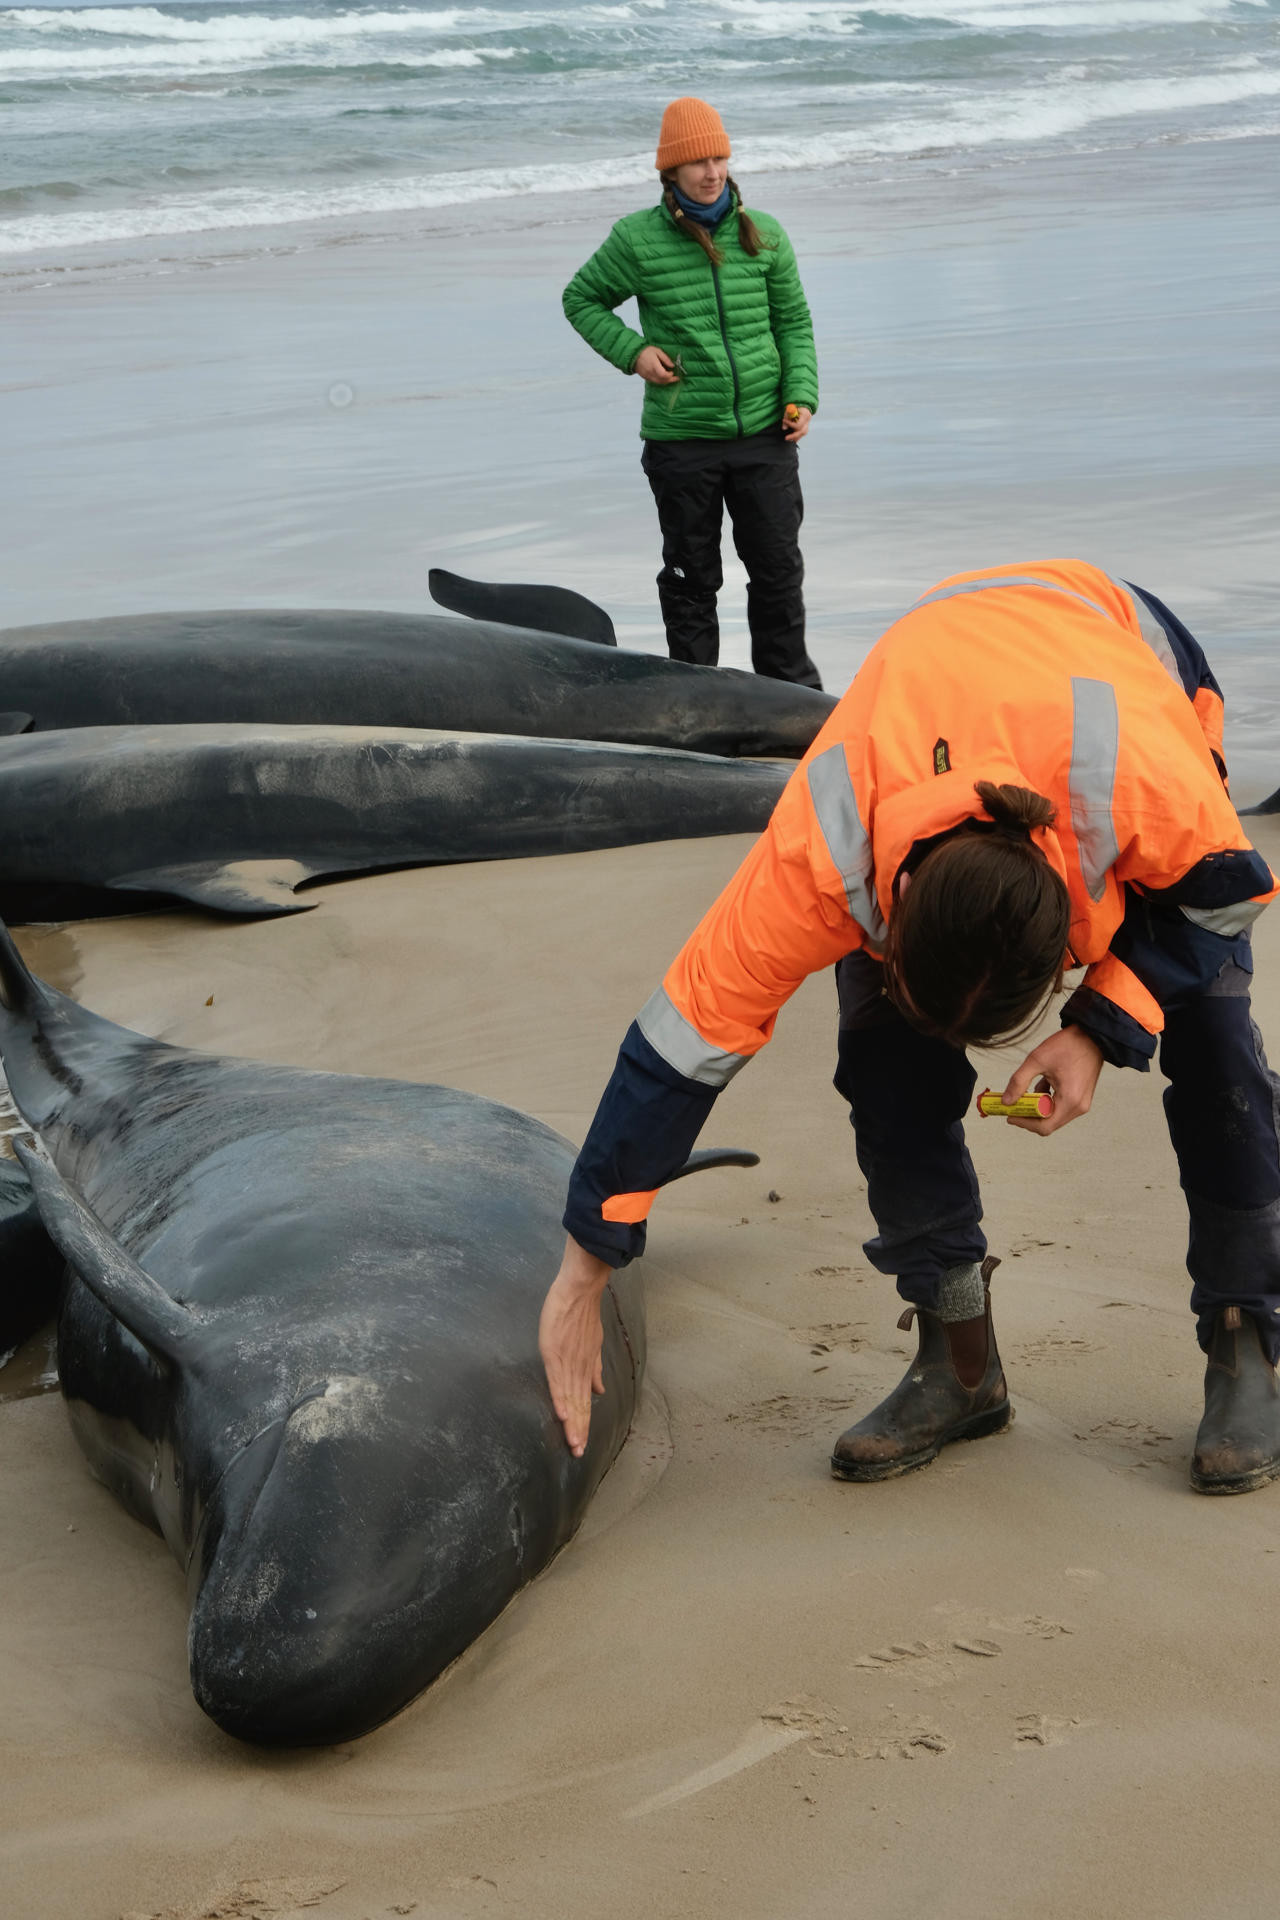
[806,741,886,945]
[635,986,750,1089]
[911,573,1116,624]
[1113,577,1181,686]
[1069,678,1120,903]
[1180,899,1269,938]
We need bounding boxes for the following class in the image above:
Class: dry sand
[4,819,1280,1920]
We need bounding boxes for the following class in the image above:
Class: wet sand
[3,818,1280,1920]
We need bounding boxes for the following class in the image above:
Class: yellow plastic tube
[976,1088,1054,1120]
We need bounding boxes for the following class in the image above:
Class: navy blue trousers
[833,948,1280,1363]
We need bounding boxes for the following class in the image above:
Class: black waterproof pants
[832,950,1280,1363]
[641,429,823,689]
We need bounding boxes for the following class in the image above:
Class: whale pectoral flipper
[428,568,618,647]
[664,1148,762,1183]
[0,918,51,1017]
[0,713,34,736]
[110,859,316,917]
[13,1140,193,1364]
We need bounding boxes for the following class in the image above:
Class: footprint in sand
[725,1393,852,1436]
[1076,1416,1175,1469]
[793,1321,867,1359]
[1016,1712,1084,1748]
[932,1602,1075,1642]
[764,1696,953,1763]
[1014,1332,1102,1363]
[761,1693,854,1756]
[852,1640,958,1688]
[121,1879,347,1920]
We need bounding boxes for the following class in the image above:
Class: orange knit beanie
[655,97,731,172]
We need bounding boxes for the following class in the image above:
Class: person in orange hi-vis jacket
[539,559,1280,1497]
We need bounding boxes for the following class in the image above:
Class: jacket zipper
[711,261,744,439]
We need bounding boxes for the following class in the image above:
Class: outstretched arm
[539,1236,612,1457]
[539,747,873,1451]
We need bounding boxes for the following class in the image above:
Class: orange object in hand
[977,1088,1054,1120]
[784,404,801,424]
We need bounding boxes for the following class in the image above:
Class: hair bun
[973,779,1056,834]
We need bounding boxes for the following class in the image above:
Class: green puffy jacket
[562,196,818,442]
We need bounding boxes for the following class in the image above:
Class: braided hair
[660,174,773,267]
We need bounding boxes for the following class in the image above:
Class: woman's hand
[1000,1026,1104,1136]
[538,1236,613,1457]
[782,404,812,442]
[634,346,680,385]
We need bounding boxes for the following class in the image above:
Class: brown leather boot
[831,1256,1011,1482]
[1190,1305,1280,1495]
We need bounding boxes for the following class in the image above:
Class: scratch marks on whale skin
[286,1374,384,1444]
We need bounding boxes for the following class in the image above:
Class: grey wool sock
[936,1260,986,1323]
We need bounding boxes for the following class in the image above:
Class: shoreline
[4,133,1279,799]
[4,129,1279,292]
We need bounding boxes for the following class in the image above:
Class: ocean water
[2,0,1279,254]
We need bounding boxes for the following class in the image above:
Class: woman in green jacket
[562,97,823,689]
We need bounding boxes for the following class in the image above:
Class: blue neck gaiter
[670,181,733,228]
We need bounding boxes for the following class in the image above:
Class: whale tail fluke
[665,1147,761,1184]
[14,1138,193,1365]
[429,568,618,647]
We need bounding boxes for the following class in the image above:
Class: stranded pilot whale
[0,925,755,1745]
[0,608,833,758]
[0,723,789,921]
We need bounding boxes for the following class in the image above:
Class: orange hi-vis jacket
[564,561,1278,1267]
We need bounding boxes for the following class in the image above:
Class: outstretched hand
[1000,1025,1104,1136]
[538,1236,613,1457]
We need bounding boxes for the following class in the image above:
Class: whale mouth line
[183,1379,331,1576]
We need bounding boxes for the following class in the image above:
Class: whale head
[187,1365,563,1746]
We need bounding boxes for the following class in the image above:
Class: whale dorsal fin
[110,859,317,917]
[14,1139,194,1365]
[428,568,617,647]
[664,1148,761,1184]
[0,712,34,735]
